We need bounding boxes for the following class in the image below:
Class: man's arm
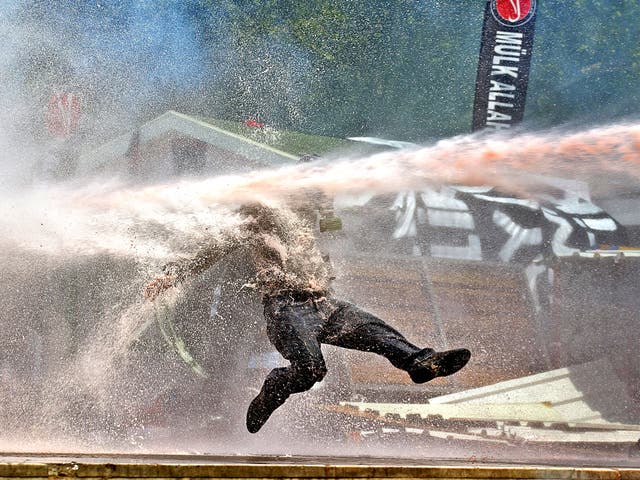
[144,233,242,301]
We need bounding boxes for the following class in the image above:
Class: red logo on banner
[46,92,81,138]
[492,0,535,26]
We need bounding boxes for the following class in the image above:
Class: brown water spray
[92,122,640,216]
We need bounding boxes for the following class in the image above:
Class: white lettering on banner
[420,188,481,259]
[542,208,580,256]
[487,110,512,122]
[391,191,417,239]
[427,210,475,229]
[420,187,470,211]
[554,198,604,215]
[431,235,483,261]
[525,261,548,313]
[390,188,617,262]
[495,30,524,44]
[485,31,524,130]
[582,217,618,231]
[495,44,523,56]
[493,210,543,262]
[488,100,514,110]
[490,65,519,78]
[488,91,515,101]
[492,55,521,65]
[471,193,539,209]
[391,189,483,261]
[490,80,516,91]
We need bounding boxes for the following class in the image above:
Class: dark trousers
[258,295,430,408]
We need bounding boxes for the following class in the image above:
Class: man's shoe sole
[409,348,471,384]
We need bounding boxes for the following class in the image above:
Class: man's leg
[322,301,470,384]
[246,300,327,433]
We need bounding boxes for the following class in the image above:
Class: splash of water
[4,121,638,262]
[0,120,636,279]
[89,121,640,218]
[1,122,639,452]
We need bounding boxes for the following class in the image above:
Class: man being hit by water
[144,193,471,433]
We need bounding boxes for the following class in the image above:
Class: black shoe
[407,348,471,384]
[246,389,284,434]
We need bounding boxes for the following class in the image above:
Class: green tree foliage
[527,0,640,128]
[11,1,640,146]
[193,0,640,141]
[195,0,485,141]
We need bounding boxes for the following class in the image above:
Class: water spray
[2,122,640,261]
[91,122,640,215]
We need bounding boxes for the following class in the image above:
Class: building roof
[77,110,351,175]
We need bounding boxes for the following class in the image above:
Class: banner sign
[472,0,538,131]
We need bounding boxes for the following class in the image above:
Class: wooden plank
[0,460,637,480]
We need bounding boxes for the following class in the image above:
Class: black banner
[472,0,538,132]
